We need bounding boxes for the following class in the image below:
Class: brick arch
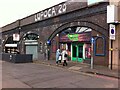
[48,20,108,41]
[20,31,39,42]
[4,36,13,44]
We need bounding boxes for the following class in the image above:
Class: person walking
[62,49,68,66]
[56,49,60,65]
[58,50,62,64]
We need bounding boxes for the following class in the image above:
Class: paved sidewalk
[33,60,119,79]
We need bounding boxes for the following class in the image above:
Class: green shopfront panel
[72,43,83,62]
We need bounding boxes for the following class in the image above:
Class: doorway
[25,45,38,60]
[23,32,39,60]
[72,43,83,62]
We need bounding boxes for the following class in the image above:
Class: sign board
[109,24,115,40]
[5,44,17,47]
[59,33,91,42]
[90,37,94,44]
[13,34,20,41]
[67,34,78,41]
[47,40,51,45]
[107,5,118,23]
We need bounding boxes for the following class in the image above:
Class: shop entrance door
[72,44,83,62]
[26,45,38,60]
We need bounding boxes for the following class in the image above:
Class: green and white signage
[67,34,78,41]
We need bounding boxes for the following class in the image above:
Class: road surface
[1,61,118,88]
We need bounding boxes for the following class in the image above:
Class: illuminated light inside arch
[61,26,92,35]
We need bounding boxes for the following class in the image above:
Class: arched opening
[23,32,39,60]
[4,36,19,54]
[48,21,108,41]
[49,26,92,62]
[47,21,108,66]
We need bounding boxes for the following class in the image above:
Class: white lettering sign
[35,3,67,21]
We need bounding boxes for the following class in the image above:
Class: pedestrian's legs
[59,60,61,63]
[56,61,58,65]
[64,60,67,66]
[63,60,65,66]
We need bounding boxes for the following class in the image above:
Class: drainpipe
[110,40,113,70]
[18,20,21,54]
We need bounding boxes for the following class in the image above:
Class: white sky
[0,0,104,27]
[0,0,66,27]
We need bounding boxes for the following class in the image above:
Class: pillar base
[109,64,119,70]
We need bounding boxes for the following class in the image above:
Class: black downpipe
[111,40,113,70]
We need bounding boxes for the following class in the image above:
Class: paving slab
[2,78,31,88]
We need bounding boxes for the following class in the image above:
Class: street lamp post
[91,37,94,69]
[56,34,59,49]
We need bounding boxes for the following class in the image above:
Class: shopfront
[23,33,39,60]
[72,43,83,62]
[59,27,91,62]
